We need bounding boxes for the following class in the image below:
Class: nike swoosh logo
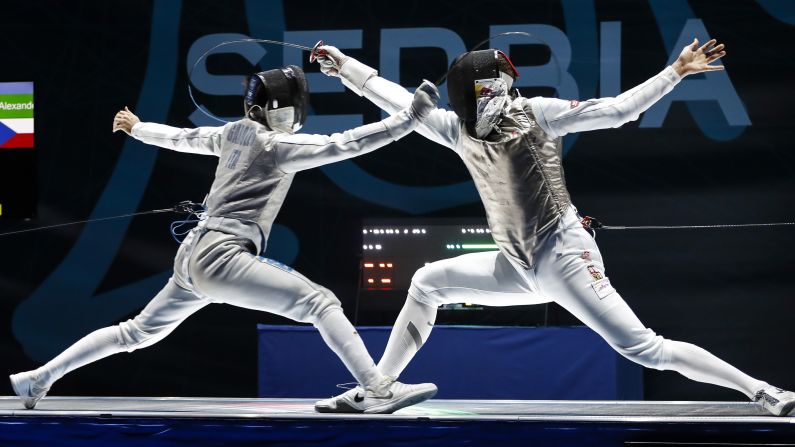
[354,391,394,402]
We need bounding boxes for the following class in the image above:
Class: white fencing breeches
[32,229,381,390]
[378,207,766,398]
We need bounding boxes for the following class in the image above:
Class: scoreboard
[360,218,497,293]
[354,217,568,327]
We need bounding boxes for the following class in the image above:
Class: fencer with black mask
[314,41,795,416]
[9,65,441,415]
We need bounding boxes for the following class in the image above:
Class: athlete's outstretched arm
[316,46,461,154]
[113,107,224,157]
[530,38,726,138]
[274,80,439,173]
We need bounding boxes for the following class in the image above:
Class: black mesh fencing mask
[446,49,518,126]
[243,65,309,133]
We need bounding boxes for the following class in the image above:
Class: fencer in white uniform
[313,39,795,416]
[9,66,440,414]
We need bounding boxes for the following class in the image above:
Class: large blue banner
[258,325,642,400]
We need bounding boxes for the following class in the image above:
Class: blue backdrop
[258,325,642,399]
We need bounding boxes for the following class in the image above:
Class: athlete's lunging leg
[533,211,768,400]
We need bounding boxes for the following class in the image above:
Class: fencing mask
[446,49,519,137]
[243,65,309,133]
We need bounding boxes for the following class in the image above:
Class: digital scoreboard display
[355,218,564,326]
[0,81,35,217]
[360,218,497,293]
[355,218,498,321]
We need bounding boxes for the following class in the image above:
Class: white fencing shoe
[9,371,49,410]
[315,378,437,414]
[753,385,795,416]
[315,386,362,413]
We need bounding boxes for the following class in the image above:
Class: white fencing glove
[315,45,350,77]
[409,80,440,121]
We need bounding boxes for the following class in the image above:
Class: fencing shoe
[753,385,795,416]
[315,378,437,414]
[9,371,49,410]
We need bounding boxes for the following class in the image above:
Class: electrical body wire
[600,222,795,230]
[0,201,204,238]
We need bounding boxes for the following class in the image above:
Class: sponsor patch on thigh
[591,277,616,300]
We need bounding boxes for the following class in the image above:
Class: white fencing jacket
[131,110,417,254]
[339,58,680,268]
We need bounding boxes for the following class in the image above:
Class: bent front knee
[408,265,446,307]
[296,288,342,324]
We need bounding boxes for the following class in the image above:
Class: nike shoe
[9,371,49,410]
[315,378,437,414]
[753,385,795,416]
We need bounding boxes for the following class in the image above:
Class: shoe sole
[780,400,795,417]
[314,400,364,414]
[363,386,438,414]
[9,374,37,410]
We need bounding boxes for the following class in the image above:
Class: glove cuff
[339,58,378,96]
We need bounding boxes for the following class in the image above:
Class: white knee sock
[35,326,127,389]
[377,297,437,379]
[315,309,383,389]
[665,340,767,399]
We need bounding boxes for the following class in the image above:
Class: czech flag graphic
[0,82,34,149]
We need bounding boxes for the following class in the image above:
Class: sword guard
[581,215,603,230]
[309,40,326,63]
